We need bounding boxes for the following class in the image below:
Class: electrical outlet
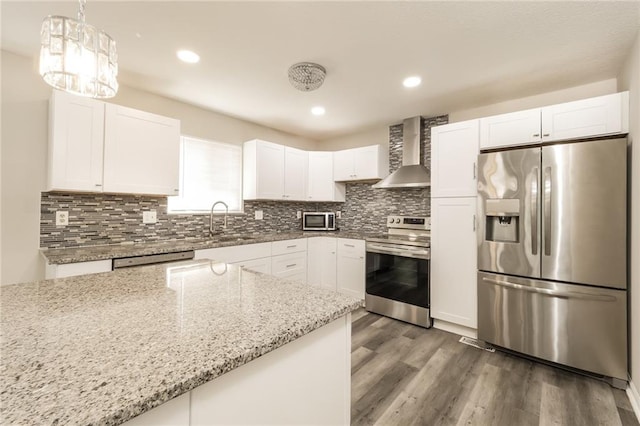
[142,210,157,224]
[255,210,263,220]
[336,211,342,219]
[55,210,69,226]
[296,211,301,219]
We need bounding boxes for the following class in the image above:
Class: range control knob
[388,217,395,224]
[395,218,401,224]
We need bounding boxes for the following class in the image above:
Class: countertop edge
[100,303,362,426]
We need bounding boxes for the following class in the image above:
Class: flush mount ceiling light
[288,62,326,92]
[403,76,422,88]
[311,106,326,116]
[39,0,118,98]
[177,50,200,64]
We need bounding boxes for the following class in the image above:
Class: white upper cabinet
[307,152,346,202]
[431,119,479,198]
[541,92,629,142]
[480,92,629,150]
[480,108,542,150]
[103,104,180,195]
[48,90,105,192]
[243,139,285,200]
[243,140,310,201]
[333,145,388,182]
[284,147,308,200]
[47,90,181,196]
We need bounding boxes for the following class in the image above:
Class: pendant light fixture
[39,0,118,98]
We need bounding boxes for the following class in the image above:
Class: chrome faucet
[209,201,228,236]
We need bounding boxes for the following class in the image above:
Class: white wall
[449,79,618,123]
[618,29,640,391]
[0,50,317,285]
[318,124,388,151]
[1,51,49,285]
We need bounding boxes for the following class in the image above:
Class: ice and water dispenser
[484,199,520,243]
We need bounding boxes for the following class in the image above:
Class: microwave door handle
[531,167,538,255]
[543,167,552,256]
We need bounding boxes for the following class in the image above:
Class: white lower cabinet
[307,237,337,290]
[194,242,271,264]
[45,259,112,279]
[336,238,365,299]
[271,251,307,283]
[430,197,477,329]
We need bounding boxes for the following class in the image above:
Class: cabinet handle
[286,245,297,248]
[286,263,297,268]
[533,133,540,137]
[174,188,179,192]
[473,214,476,232]
[344,244,355,248]
[543,133,550,137]
[95,184,102,187]
[473,162,476,180]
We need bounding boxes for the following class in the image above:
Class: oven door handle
[366,244,430,260]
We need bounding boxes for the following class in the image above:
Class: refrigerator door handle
[531,167,538,255]
[543,166,552,256]
[481,277,617,302]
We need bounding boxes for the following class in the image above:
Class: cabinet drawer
[272,238,307,256]
[336,238,365,257]
[271,252,307,283]
[232,257,271,275]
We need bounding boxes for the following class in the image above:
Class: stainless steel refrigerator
[477,137,627,387]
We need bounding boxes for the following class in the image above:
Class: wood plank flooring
[350,309,639,426]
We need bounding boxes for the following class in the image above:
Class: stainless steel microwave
[302,212,336,231]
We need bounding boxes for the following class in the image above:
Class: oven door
[366,244,429,308]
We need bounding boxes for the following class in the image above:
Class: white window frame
[168,135,243,214]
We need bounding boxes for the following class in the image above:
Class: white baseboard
[628,380,640,422]
[432,319,477,339]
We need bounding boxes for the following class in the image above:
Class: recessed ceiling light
[311,106,326,116]
[177,50,200,64]
[403,76,422,88]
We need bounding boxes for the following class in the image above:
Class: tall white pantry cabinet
[430,119,479,334]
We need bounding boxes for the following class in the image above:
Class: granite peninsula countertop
[0,259,363,425]
[41,231,377,265]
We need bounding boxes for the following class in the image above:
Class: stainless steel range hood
[372,116,430,189]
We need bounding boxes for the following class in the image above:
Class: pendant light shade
[39,0,118,98]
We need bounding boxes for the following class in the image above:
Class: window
[168,136,243,213]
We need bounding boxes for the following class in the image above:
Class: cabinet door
[307,237,337,290]
[272,252,307,283]
[48,90,105,192]
[336,238,365,299]
[284,147,308,200]
[307,152,345,202]
[103,104,180,195]
[333,150,355,181]
[480,108,541,150]
[541,92,629,142]
[255,141,285,199]
[431,119,479,197]
[430,197,477,328]
[353,146,379,179]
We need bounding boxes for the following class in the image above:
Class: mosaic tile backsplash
[40,115,448,248]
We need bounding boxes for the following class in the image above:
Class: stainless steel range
[365,216,431,328]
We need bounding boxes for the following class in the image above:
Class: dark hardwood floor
[350,309,639,426]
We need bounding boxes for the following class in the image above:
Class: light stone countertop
[40,231,378,265]
[0,259,363,425]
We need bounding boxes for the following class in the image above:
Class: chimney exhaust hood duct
[372,116,430,189]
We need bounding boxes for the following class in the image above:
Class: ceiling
[2,1,639,140]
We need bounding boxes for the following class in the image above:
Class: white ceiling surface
[2,1,639,140]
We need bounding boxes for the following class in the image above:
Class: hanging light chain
[77,0,86,23]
